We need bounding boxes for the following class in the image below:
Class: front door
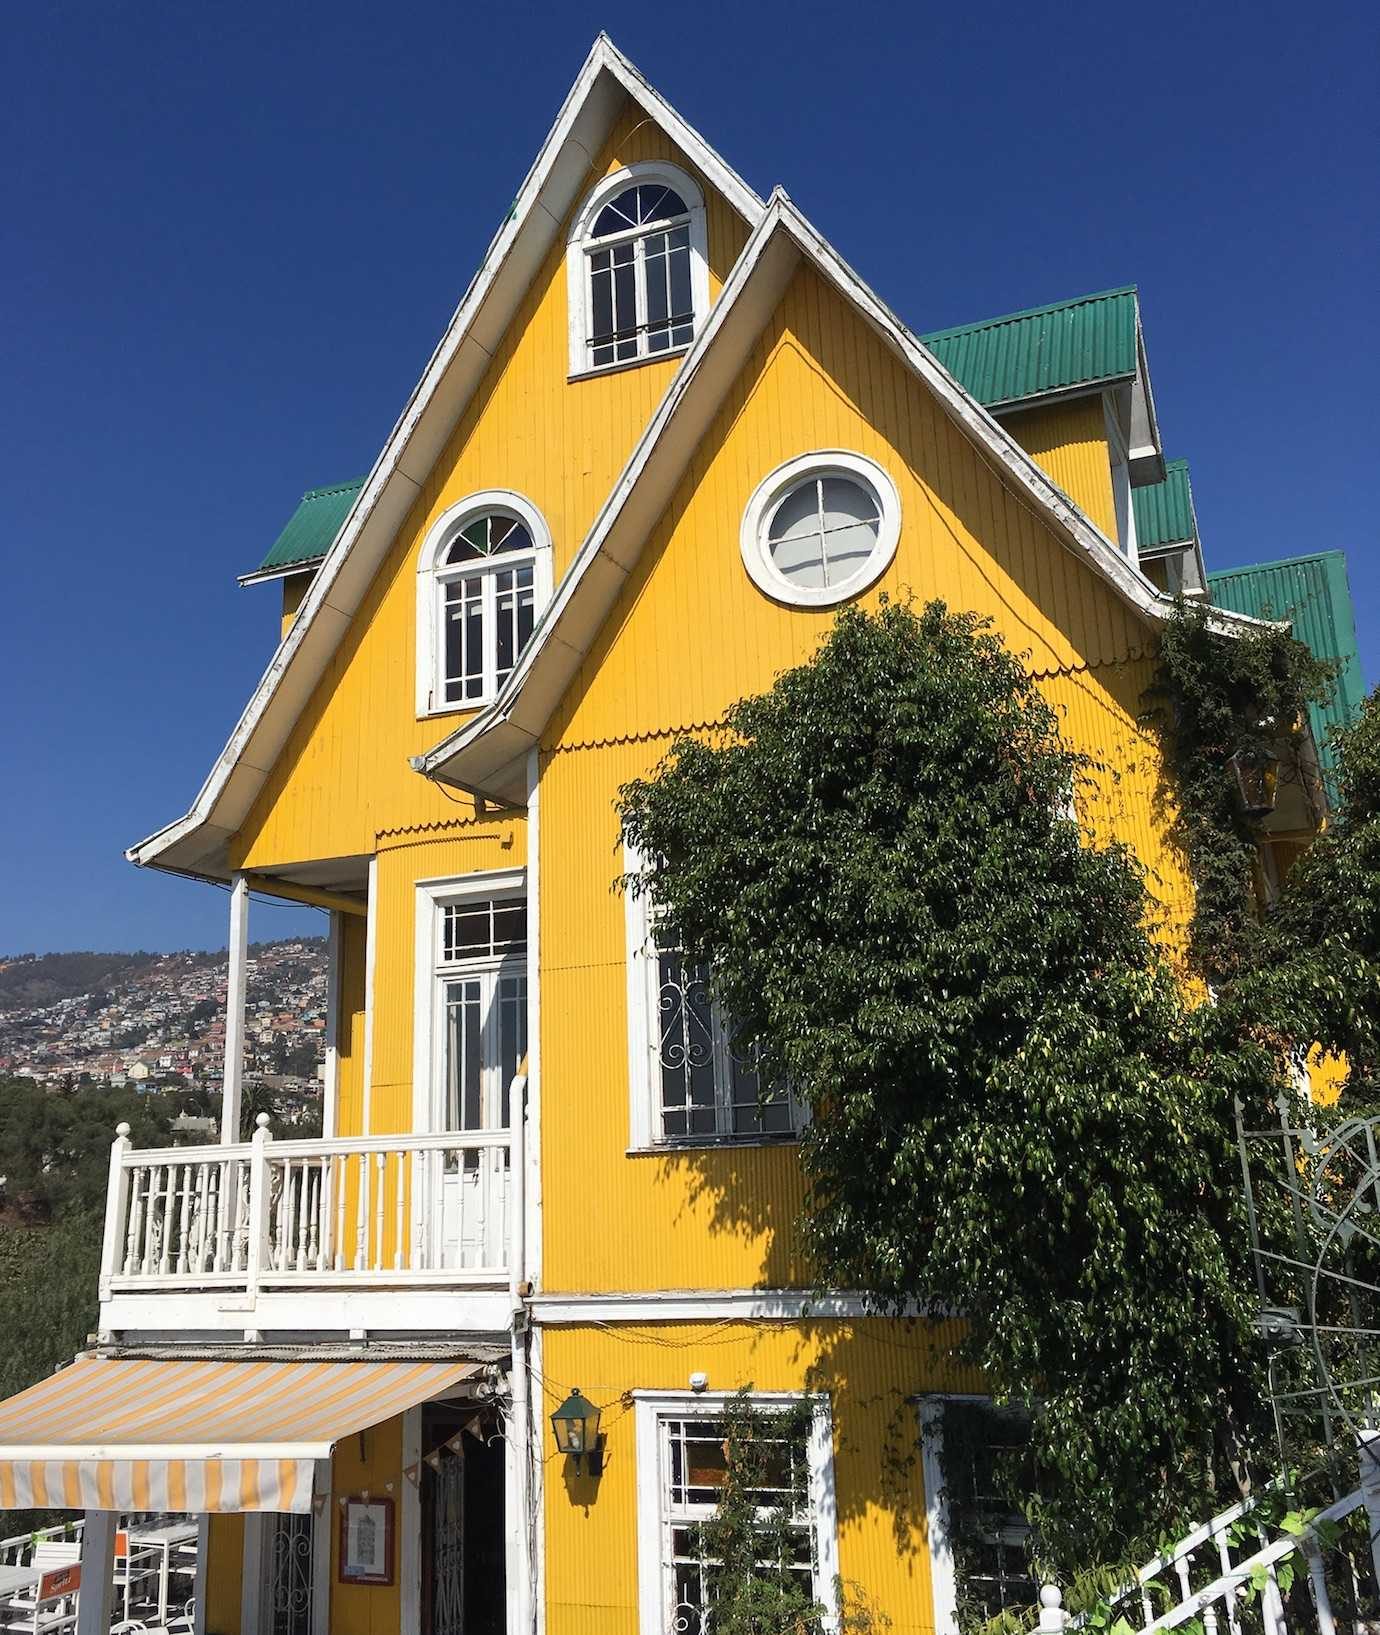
[420,1404,507,1635]
[431,893,527,1269]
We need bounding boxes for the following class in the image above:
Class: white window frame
[634,1390,840,1635]
[412,869,528,1137]
[415,491,554,718]
[1103,395,1138,563]
[918,1394,1036,1635]
[566,161,710,380]
[624,846,803,1151]
[740,450,902,608]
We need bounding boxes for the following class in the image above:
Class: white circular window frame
[739,450,902,608]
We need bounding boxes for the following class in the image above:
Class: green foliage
[1245,689,1380,1098]
[0,1074,173,1220]
[1145,599,1334,984]
[693,1391,888,1635]
[619,602,1284,1574]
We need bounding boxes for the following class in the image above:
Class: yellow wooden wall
[199,1418,406,1635]
[204,1514,244,1633]
[1002,396,1119,543]
[227,99,750,875]
[279,571,315,640]
[542,1319,979,1635]
[537,263,1192,1293]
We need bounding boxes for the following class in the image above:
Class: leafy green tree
[619,602,1280,1572]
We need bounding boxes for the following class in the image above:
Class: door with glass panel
[433,894,526,1269]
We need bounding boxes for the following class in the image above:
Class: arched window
[416,492,553,715]
[568,163,709,376]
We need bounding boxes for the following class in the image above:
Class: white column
[222,874,250,1143]
[322,911,342,1139]
[75,1509,116,1635]
[311,1461,332,1635]
[241,1512,271,1630]
[361,857,379,1137]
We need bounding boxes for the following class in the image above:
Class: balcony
[99,1112,522,1336]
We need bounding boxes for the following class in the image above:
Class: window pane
[770,529,828,587]
[589,252,614,344]
[498,971,527,1128]
[668,230,693,320]
[592,188,640,237]
[443,898,527,961]
[818,477,881,584]
[613,244,637,360]
[656,950,717,1138]
[444,979,483,1131]
[495,562,535,685]
[442,576,485,703]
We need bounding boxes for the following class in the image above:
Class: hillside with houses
[0,939,327,1127]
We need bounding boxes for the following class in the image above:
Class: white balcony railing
[100,1114,517,1302]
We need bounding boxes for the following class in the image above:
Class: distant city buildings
[0,940,326,1116]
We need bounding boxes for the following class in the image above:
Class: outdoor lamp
[551,1387,603,1475]
[1228,745,1281,820]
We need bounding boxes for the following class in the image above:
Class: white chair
[0,1543,82,1633]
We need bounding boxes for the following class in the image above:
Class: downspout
[509,1067,533,1635]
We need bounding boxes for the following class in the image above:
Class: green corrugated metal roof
[1208,550,1366,785]
[252,477,365,576]
[920,286,1140,409]
[1133,458,1197,550]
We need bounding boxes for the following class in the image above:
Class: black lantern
[1228,745,1281,820]
[550,1388,603,1475]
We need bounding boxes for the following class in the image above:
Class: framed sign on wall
[339,1495,395,1586]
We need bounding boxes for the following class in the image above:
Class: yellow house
[0,35,1275,1635]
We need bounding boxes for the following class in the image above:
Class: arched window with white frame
[416,491,553,716]
[567,162,709,377]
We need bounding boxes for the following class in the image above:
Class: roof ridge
[920,284,1138,342]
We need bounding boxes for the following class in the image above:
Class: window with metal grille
[661,1412,817,1635]
[651,930,799,1144]
[570,164,708,377]
[938,1401,1037,1625]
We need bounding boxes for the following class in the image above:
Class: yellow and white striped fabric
[0,1354,480,1513]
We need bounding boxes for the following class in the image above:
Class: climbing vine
[693,1391,889,1634]
[1144,598,1334,985]
[619,601,1288,1574]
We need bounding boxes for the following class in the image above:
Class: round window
[741,452,900,607]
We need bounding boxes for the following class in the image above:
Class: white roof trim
[417,190,1270,802]
[128,34,764,877]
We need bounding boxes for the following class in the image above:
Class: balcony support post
[221,874,250,1144]
[98,1122,132,1301]
[75,1509,116,1635]
[244,1114,273,1303]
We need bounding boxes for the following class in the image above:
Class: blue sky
[2,0,1375,954]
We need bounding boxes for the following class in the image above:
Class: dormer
[237,476,365,637]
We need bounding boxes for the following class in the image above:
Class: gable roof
[1209,551,1366,790]
[921,286,1138,408]
[415,193,1265,806]
[1133,458,1198,553]
[239,478,366,585]
[127,35,765,880]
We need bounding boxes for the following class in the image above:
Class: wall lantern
[550,1388,603,1475]
[1228,745,1281,821]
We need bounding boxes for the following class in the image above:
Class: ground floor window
[921,1397,1037,1634]
[635,1392,838,1635]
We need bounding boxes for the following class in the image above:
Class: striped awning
[0,1354,483,1513]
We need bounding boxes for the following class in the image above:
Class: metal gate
[432,1450,466,1635]
[270,1512,314,1635]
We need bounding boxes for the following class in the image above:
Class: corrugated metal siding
[541,735,809,1293]
[546,265,1150,757]
[228,102,750,872]
[543,1321,980,1635]
[921,287,1138,408]
[1133,458,1196,549]
[1002,397,1118,540]
[255,478,365,575]
[1208,552,1366,785]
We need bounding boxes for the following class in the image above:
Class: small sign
[338,1495,394,1586]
